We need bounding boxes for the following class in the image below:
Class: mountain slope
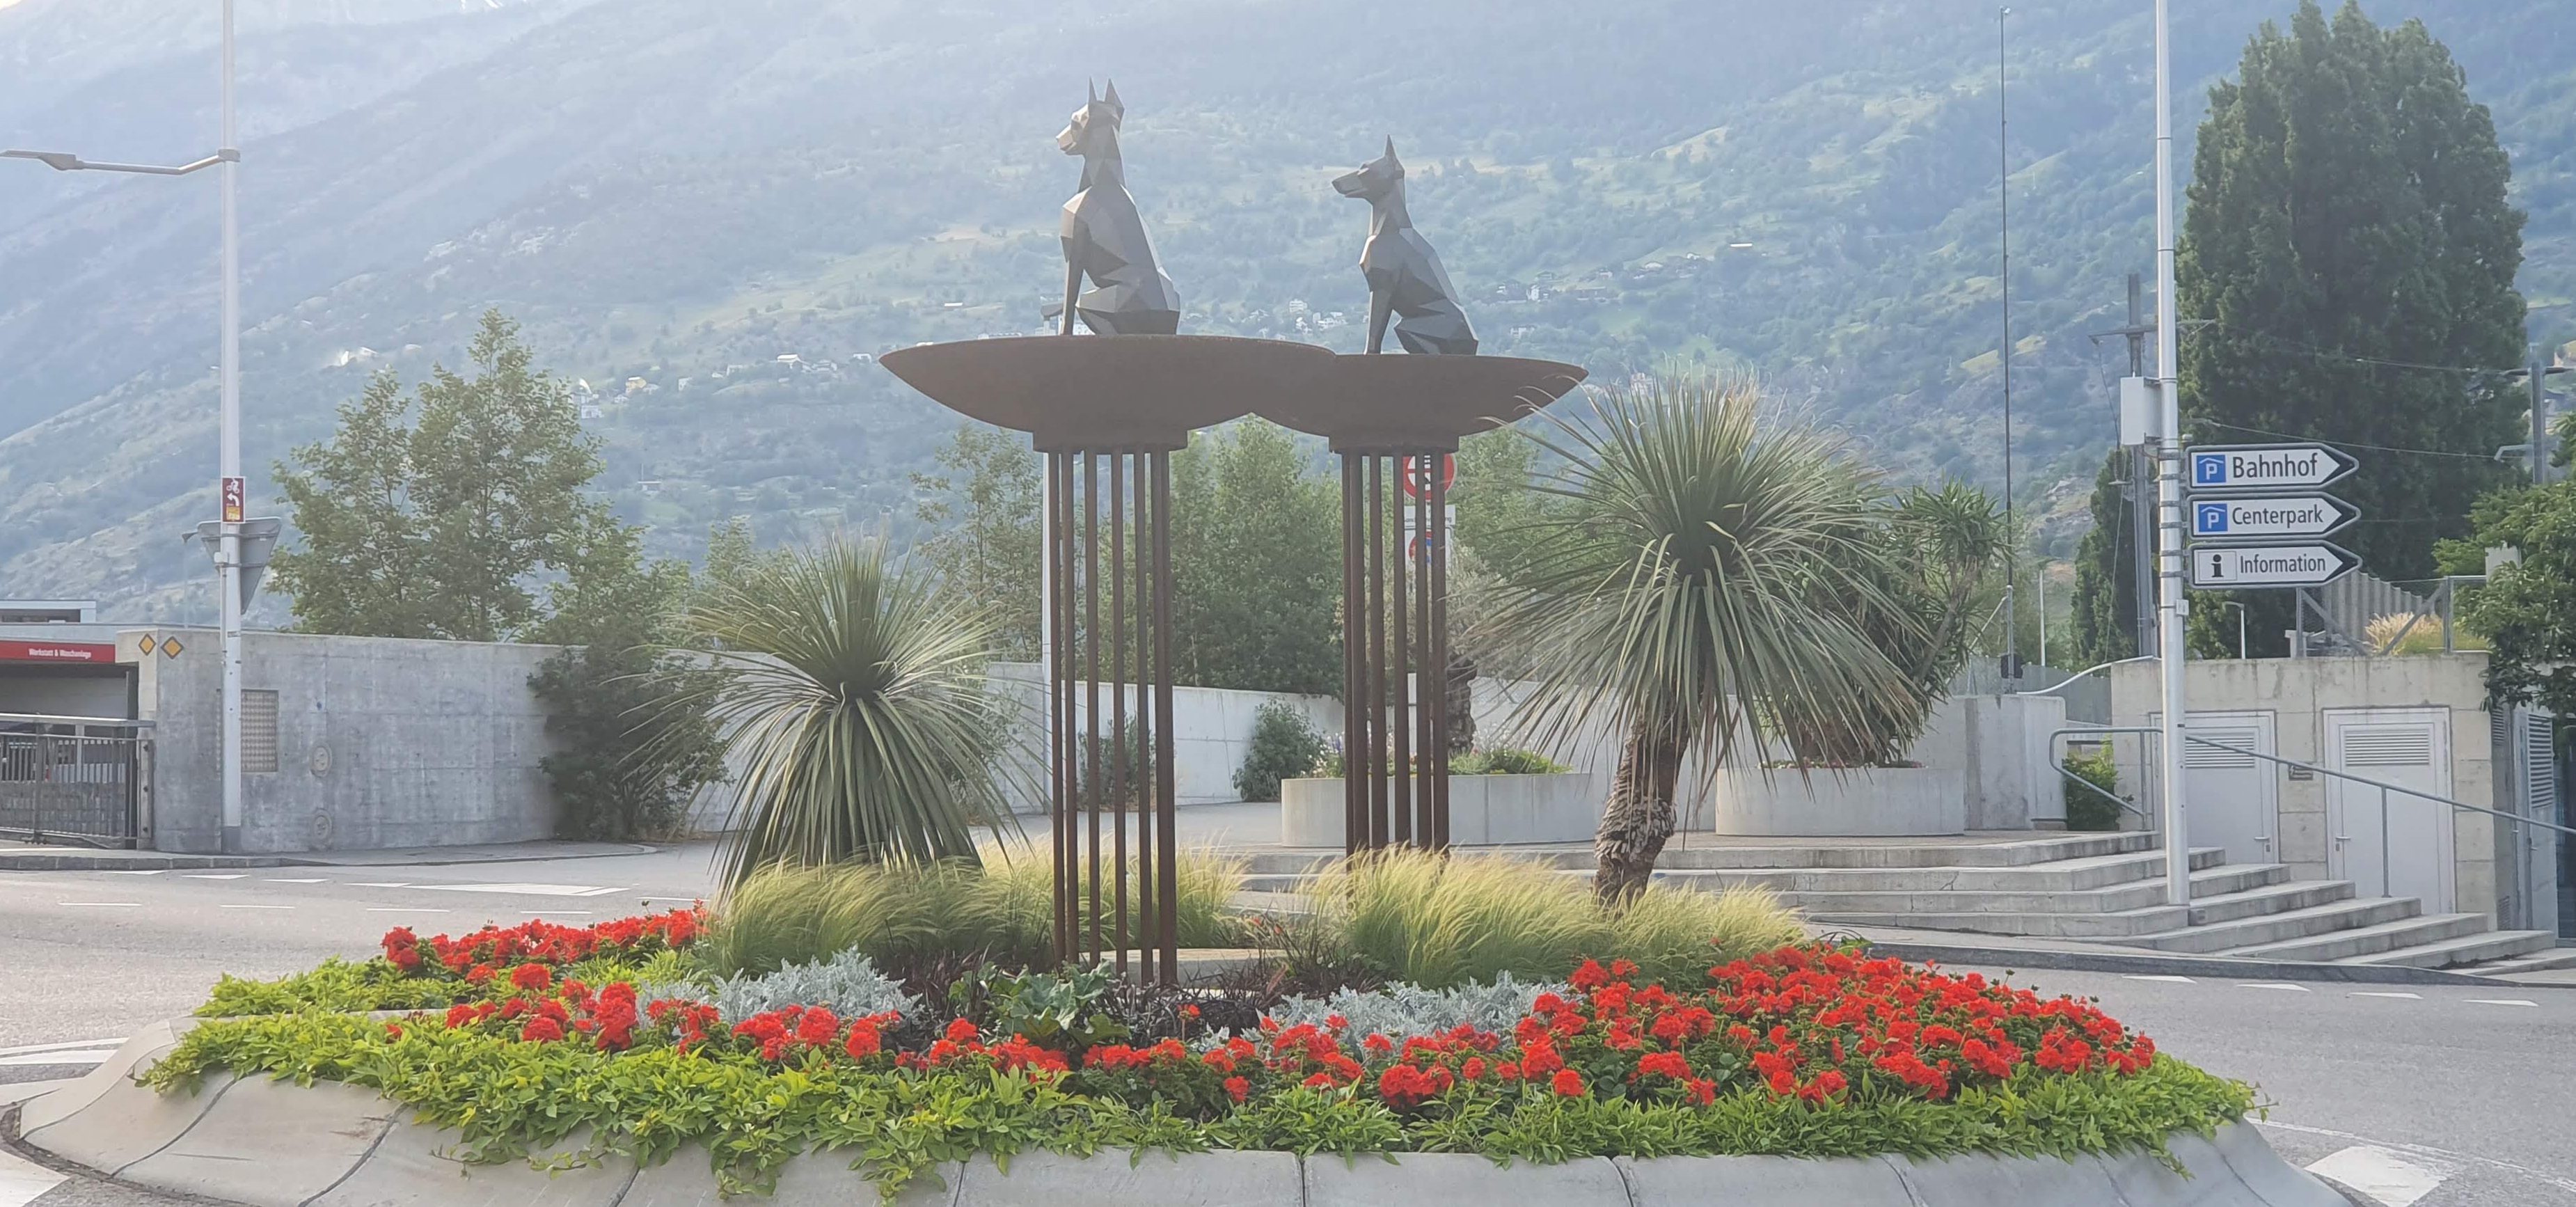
[1,0,2569,621]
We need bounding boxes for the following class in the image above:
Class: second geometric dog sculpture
[1056,80,1182,336]
[1333,139,1475,356]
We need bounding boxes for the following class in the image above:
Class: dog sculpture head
[1058,80,1125,158]
[1332,138,1405,202]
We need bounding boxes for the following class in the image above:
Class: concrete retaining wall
[1279,772,1597,846]
[13,1025,2344,1207]
[123,628,563,854]
[1706,766,1968,836]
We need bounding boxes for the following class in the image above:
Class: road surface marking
[410,883,623,897]
[0,1146,67,1207]
[2306,1144,2447,1206]
[217,904,294,910]
[0,1050,116,1067]
[2236,982,2310,992]
[181,873,247,880]
[263,877,329,883]
[347,881,411,888]
[2464,998,2538,1008]
[366,907,449,913]
[56,901,140,907]
[0,1037,125,1057]
[2123,974,2196,983]
[96,869,163,875]
[2350,991,2421,1000]
[2261,1121,2576,1194]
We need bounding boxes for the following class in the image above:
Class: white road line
[55,901,140,907]
[0,1145,68,1207]
[2260,1120,2576,1194]
[365,907,449,913]
[2465,998,2539,1008]
[347,882,411,888]
[262,878,329,883]
[0,1037,125,1057]
[180,873,247,880]
[2123,974,2196,983]
[95,869,163,876]
[216,904,294,910]
[2237,982,2311,992]
[409,883,622,897]
[2350,991,2422,1000]
[0,1050,117,1067]
[2306,1144,2448,1206]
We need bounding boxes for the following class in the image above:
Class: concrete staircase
[1235,832,2564,972]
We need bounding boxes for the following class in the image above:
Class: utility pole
[2153,0,2192,908]
[2092,273,2159,658]
[1998,6,2020,684]
[216,0,246,853]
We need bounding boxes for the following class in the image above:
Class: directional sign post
[2189,493,2357,541]
[2186,443,2357,491]
[2188,542,2360,590]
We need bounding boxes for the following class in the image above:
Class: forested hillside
[1,0,2569,620]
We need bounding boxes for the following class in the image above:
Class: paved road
[1,849,2568,1206]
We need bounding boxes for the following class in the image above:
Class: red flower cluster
[438,976,649,1050]
[379,910,702,982]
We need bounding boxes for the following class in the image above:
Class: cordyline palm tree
[1489,373,1919,902]
[681,534,1011,888]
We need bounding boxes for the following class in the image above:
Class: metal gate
[0,713,151,849]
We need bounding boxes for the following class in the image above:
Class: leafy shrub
[709,950,917,1022]
[1451,748,1572,775]
[530,642,727,842]
[1309,849,1803,988]
[1233,700,1326,802]
[1266,975,1563,1041]
[2062,745,2124,832]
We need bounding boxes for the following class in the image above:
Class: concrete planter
[1280,773,1597,846]
[13,1024,2344,1207]
[1703,766,1966,837]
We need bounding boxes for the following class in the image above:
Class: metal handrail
[2053,760,2147,819]
[0,712,151,730]
[2052,723,2576,899]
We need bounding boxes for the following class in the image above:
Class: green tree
[1489,373,1915,901]
[270,310,617,641]
[2444,482,2576,713]
[2177,0,2526,654]
[910,424,1042,660]
[1170,420,1340,695]
[2066,450,2141,668]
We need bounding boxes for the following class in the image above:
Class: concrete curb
[0,841,661,872]
[1855,936,2559,988]
[9,1027,2348,1207]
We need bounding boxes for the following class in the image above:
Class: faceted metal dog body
[1056,81,1181,336]
[1332,140,1476,356]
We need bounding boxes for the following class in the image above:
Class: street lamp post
[6,0,246,853]
[2152,0,2193,908]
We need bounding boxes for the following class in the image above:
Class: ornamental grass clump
[1307,848,1801,988]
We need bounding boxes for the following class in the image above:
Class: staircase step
[2125,897,2423,954]
[2339,929,2558,970]
[1652,831,2154,870]
[2222,910,2484,963]
[1779,862,2287,917]
[2459,945,2576,976]
[1647,847,2225,894]
[2184,878,2355,926]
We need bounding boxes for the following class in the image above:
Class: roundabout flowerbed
[139,910,2255,1201]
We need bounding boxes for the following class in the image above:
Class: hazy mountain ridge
[0,0,2568,622]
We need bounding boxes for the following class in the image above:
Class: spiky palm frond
[683,534,1013,888]
[1490,372,1918,772]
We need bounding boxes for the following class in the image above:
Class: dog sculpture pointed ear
[1102,79,1125,120]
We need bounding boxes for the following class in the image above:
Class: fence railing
[2048,725,2575,899]
[0,713,152,850]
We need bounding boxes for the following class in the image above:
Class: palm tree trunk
[1594,726,1684,904]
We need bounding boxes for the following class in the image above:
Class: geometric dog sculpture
[1332,138,1475,355]
[1056,79,1182,336]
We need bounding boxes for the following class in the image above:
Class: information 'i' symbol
[2206,552,2225,580]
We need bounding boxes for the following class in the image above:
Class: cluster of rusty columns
[876,336,1583,984]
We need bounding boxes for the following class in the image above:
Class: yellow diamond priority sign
[160,638,184,658]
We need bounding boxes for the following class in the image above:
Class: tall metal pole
[2154,0,2192,907]
[217,0,246,853]
[1998,6,2018,683]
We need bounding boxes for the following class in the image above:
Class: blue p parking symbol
[2193,453,2227,486]
[2196,502,2229,535]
